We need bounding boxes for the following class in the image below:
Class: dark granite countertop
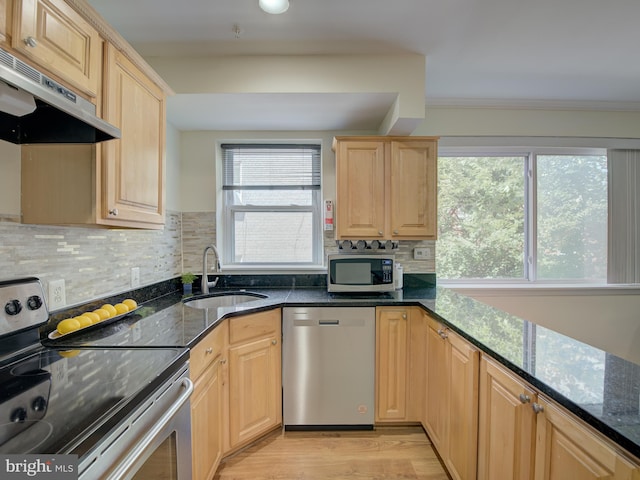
[44,284,640,460]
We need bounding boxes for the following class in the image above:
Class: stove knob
[11,407,27,423]
[5,299,22,316]
[32,396,47,412]
[27,295,43,310]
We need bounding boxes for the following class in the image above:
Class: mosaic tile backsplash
[1,210,435,310]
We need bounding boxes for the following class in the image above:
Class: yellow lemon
[57,318,81,335]
[101,304,117,317]
[76,315,93,328]
[122,298,138,311]
[82,311,101,324]
[58,350,80,358]
[114,303,130,315]
[93,308,111,321]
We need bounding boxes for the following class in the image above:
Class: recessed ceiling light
[259,0,289,14]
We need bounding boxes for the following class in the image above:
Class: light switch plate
[413,247,432,260]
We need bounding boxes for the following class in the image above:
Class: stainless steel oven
[78,364,193,480]
[0,277,193,480]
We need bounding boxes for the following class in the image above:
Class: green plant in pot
[181,272,197,294]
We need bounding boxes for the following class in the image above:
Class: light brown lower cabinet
[534,397,639,480]
[190,320,228,480]
[424,315,479,480]
[478,356,537,480]
[189,309,282,479]
[376,307,410,421]
[479,356,640,480]
[227,309,282,453]
[376,306,427,423]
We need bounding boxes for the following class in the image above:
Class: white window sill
[440,282,640,296]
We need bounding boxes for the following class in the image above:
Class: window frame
[219,142,324,270]
[437,146,607,284]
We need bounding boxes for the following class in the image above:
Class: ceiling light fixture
[259,0,289,14]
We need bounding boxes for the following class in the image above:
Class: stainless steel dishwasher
[283,307,375,429]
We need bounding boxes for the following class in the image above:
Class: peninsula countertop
[43,285,640,460]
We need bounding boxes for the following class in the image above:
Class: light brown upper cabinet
[333,136,438,240]
[12,0,101,97]
[100,43,165,228]
[0,0,12,44]
[21,42,166,229]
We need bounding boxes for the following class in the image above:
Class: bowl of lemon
[50,298,139,340]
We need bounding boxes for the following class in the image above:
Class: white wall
[164,122,181,211]
[416,105,640,140]
[0,140,21,217]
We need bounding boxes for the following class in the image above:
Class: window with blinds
[221,144,322,266]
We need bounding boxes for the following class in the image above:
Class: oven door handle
[107,377,194,480]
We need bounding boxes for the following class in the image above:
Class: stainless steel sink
[183,292,268,309]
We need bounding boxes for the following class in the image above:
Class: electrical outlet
[131,267,140,288]
[413,247,432,260]
[48,279,66,310]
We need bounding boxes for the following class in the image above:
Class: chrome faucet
[201,244,220,294]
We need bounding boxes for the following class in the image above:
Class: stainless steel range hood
[0,48,121,144]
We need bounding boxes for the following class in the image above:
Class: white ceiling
[88,0,640,132]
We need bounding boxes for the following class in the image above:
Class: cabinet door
[424,318,449,453]
[101,43,165,228]
[12,0,101,97]
[228,324,281,451]
[0,0,11,44]
[478,357,536,480]
[191,356,224,480]
[335,140,386,238]
[534,397,640,480]
[376,307,409,421]
[445,329,479,480]
[389,140,438,239]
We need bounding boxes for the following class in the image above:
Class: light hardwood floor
[214,426,450,480]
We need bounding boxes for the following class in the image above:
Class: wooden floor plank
[214,426,450,480]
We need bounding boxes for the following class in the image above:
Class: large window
[221,144,322,267]
[437,149,608,282]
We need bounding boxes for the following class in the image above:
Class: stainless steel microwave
[327,254,395,292]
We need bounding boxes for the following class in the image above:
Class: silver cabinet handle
[532,403,544,414]
[24,36,37,48]
[109,208,119,216]
[393,230,399,235]
[519,393,531,404]
[378,231,383,236]
[271,339,278,345]
[402,313,407,319]
[220,358,227,364]
[205,347,213,354]
[437,328,448,339]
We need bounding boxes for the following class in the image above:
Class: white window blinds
[222,144,321,190]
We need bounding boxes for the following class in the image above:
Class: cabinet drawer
[190,321,227,381]
[229,309,280,345]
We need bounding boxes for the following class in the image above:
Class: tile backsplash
[0,210,435,310]
[0,212,182,309]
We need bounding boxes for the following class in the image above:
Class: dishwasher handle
[106,377,194,480]
[319,320,340,325]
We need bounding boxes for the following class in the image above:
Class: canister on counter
[395,263,403,290]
